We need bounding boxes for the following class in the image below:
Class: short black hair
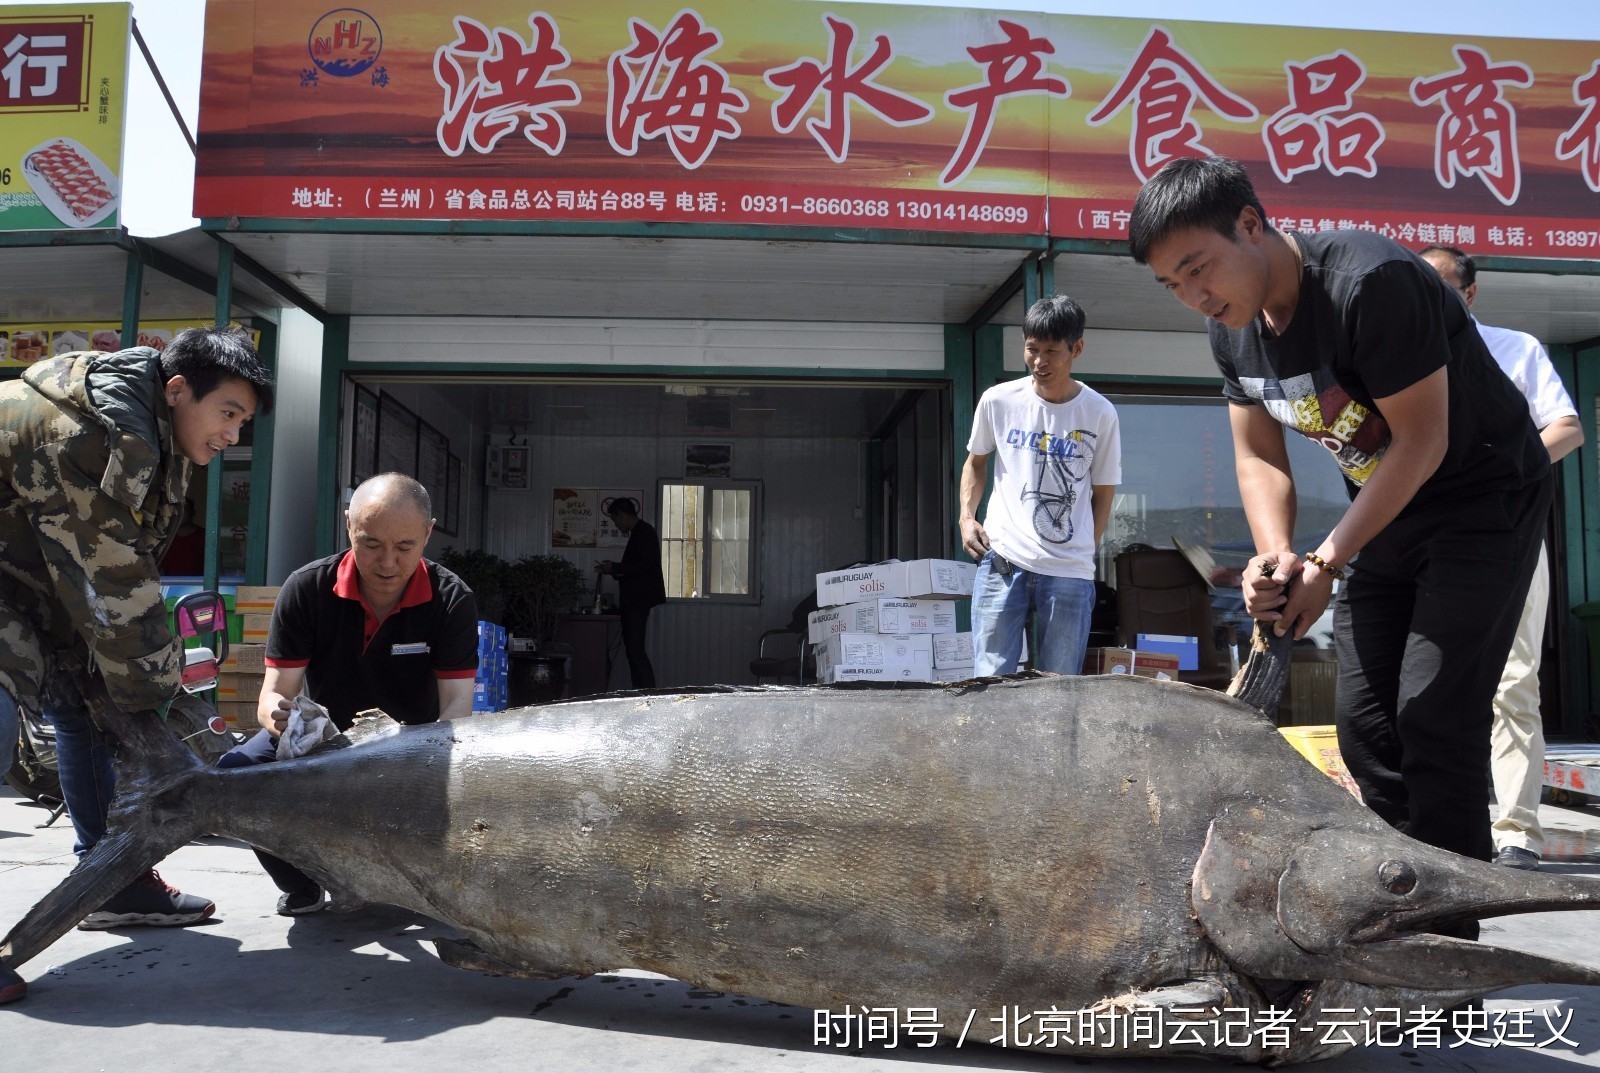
[1418,244,1475,288]
[159,325,275,414]
[1023,294,1086,345]
[607,497,639,518]
[1128,156,1273,265]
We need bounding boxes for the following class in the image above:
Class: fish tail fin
[1,660,210,973]
[1226,621,1293,717]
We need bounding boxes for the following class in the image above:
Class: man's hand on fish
[262,695,293,736]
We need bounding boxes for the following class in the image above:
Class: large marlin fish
[4,639,1600,1064]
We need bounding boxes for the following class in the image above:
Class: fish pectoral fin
[431,936,570,980]
[1092,981,1229,1016]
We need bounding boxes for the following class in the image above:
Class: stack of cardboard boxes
[215,584,279,728]
[809,559,977,684]
[473,622,509,713]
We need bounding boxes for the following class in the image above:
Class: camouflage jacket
[0,349,190,713]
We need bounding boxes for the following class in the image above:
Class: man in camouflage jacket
[0,326,272,1004]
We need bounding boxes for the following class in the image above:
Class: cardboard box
[818,658,934,685]
[214,699,259,728]
[933,632,975,669]
[216,672,264,703]
[875,599,958,635]
[932,665,976,683]
[816,632,934,675]
[808,602,879,642]
[1279,725,1364,800]
[1084,647,1181,679]
[892,559,976,600]
[808,599,958,642]
[816,560,977,607]
[815,563,897,608]
[234,585,281,613]
[240,613,272,643]
[1136,633,1200,671]
[221,643,266,675]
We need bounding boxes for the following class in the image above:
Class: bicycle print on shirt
[1004,427,1098,544]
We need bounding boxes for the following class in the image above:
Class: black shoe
[0,963,25,1004]
[79,869,216,930]
[276,887,326,916]
[1495,846,1540,871]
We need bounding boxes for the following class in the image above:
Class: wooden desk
[555,613,621,696]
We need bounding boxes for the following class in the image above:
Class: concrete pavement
[7,783,1600,1072]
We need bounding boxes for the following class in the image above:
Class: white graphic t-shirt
[968,378,1121,579]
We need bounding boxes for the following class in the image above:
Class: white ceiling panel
[221,233,1034,323]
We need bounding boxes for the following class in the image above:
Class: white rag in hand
[275,694,339,761]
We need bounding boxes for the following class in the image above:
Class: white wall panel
[350,317,944,371]
[1001,326,1219,381]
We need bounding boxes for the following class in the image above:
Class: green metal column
[945,325,975,560]
[1022,253,1041,310]
[315,317,351,558]
[1039,253,1056,300]
[120,250,142,348]
[204,244,233,592]
[245,319,278,584]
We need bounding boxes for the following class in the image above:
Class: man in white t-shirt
[1422,244,1585,872]
[959,295,1122,675]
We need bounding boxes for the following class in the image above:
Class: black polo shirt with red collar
[264,551,479,730]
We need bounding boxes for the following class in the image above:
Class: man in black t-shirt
[218,473,478,915]
[596,497,666,688]
[1128,157,1548,882]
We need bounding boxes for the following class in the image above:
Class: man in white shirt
[1422,244,1585,871]
[959,295,1122,675]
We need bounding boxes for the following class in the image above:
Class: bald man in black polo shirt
[217,472,478,915]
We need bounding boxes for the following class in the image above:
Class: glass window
[1100,391,1351,572]
[660,480,759,601]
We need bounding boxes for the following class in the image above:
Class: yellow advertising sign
[0,3,130,231]
[0,319,261,368]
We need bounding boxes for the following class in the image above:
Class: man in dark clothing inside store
[1128,156,1549,903]
[597,497,666,688]
[217,472,479,915]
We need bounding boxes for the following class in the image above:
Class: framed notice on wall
[417,419,450,520]
[446,453,463,537]
[351,384,379,487]
[376,392,419,477]
[552,488,642,548]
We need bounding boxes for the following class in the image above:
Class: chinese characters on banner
[194,1,1600,257]
[1,3,129,231]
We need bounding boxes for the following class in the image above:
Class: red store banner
[194,1,1600,257]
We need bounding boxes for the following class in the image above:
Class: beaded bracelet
[1303,552,1347,580]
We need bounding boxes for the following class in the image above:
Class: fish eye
[1378,859,1417,896]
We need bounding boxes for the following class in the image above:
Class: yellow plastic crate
[1278,725,1364,801]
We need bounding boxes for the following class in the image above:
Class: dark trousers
[217,729,321,896]
[1335,478,1552,867]
[620,604,656,688]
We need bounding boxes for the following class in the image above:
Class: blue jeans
[44,679,116,858]
[971,551,1095,676]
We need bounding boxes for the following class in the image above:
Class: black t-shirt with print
[1209,228,1547,512]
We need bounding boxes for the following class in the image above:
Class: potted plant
[502,553,587,650]
[434,547,512,626]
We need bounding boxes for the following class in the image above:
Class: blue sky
[13,0,1600,235]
